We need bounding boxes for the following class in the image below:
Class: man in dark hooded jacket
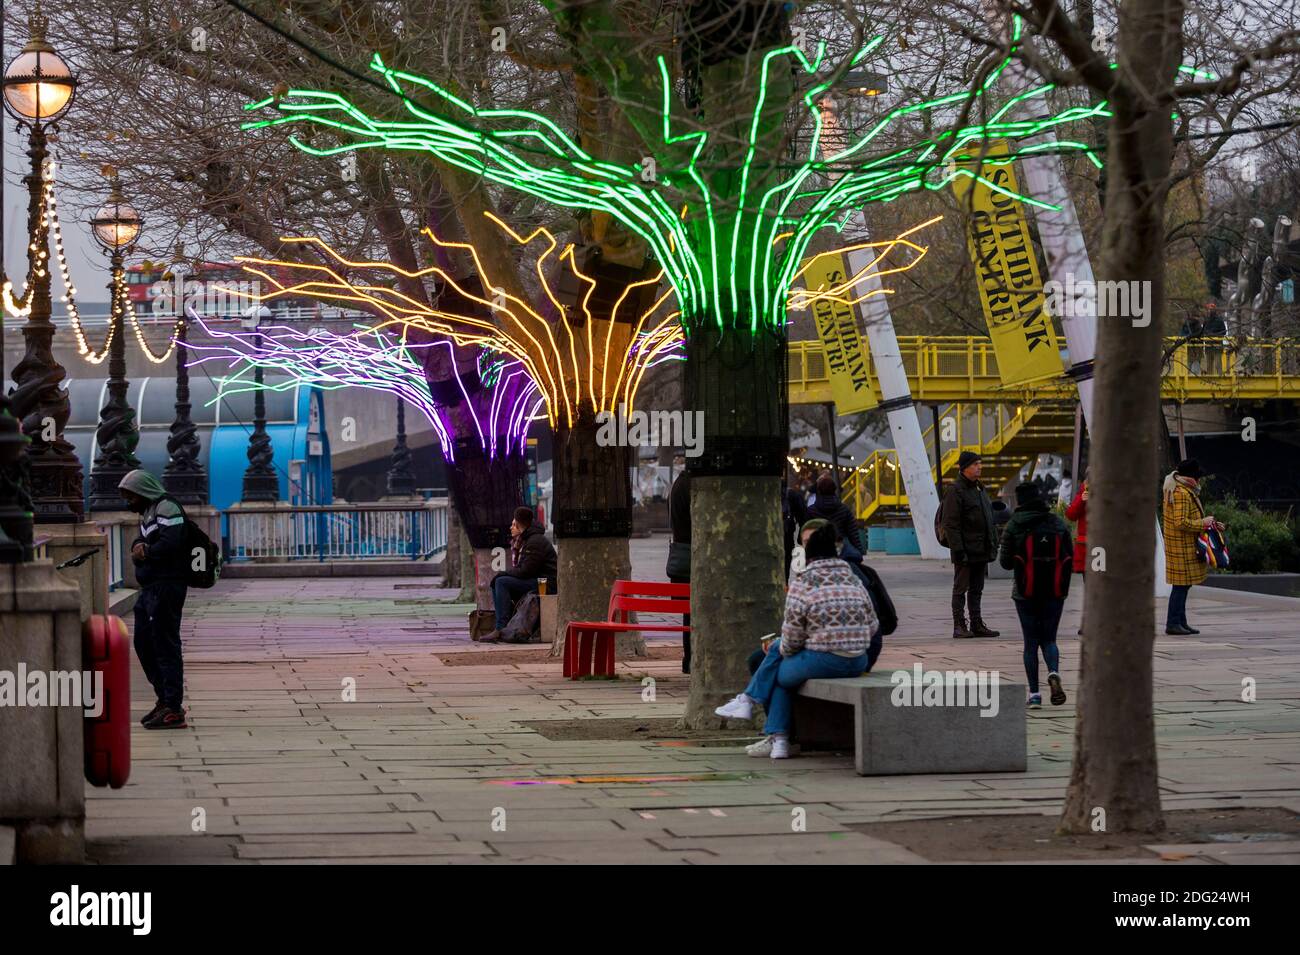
[940,451,1000,639]
[482,506,557,643]
[808,472,865,553]
[119,469,190,729]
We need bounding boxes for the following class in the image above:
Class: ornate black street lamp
[162,317,208,505]
[386,397,416,495]
[3,2,83,523]
[87,173,143,510]
[240,304,278,502]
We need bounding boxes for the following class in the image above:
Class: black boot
[967,592,1000,637]
[952,598,974,638]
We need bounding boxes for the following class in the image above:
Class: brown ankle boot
[970,619,1001,638]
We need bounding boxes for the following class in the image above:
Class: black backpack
[934,504,949,548]
[164,496,222,589]
[1013,515,1073,601]
[846,559,898,636]
[502,592,542,643]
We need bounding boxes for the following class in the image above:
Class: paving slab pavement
[85,538,1300,864]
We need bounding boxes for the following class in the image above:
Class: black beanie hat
[1015,482,1043,506]
[957,450,982,471]
[1176,458,1203,479]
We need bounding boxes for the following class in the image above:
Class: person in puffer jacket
[714,519,875,760]
[119,469,189,730]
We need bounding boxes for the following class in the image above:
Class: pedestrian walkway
[87,542,1300,863]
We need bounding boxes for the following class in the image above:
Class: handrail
[225,500,449,562]
[789,336,1300,402]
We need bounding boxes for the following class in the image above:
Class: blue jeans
[743,643,868,736]
[1014,598,1063,694]
[749,631,882,675]
[1166,584,1191,629]
[492,575,538,630]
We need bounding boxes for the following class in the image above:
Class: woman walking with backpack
[999,482,1073,708]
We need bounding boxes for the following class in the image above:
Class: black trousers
[668,573,690,674]
[134,581,188,710]
[951,560,988,619]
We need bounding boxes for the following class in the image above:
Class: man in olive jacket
[940,451,1000,638]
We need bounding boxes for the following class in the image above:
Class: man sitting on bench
[482,506,557,643]
[715,518,877,759]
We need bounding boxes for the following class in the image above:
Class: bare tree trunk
[549,414,643,658]
[680,475,783,728]
[1060,0,1183,836]
[471,547,497,612]
[552,537,638,657]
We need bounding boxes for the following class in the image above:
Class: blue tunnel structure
[64,373,332,513]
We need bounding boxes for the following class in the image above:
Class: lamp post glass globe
[3,21,76,124]
[91,192,143,250]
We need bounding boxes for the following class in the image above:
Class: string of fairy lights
[2,161,179,365]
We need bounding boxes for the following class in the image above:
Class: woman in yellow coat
[1162,459,1222,635]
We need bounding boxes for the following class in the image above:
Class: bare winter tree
[931,0,1300,834]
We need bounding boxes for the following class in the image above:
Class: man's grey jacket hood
[119,469,168,502]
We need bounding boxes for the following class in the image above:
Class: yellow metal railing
[846,403,1044,521]
[789,336,1300,404]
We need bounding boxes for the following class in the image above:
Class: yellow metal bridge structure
[787,336,1300,521]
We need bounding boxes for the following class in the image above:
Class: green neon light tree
[244,34,1102,348]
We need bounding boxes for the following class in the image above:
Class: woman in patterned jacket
[713,519,876,759]
[1162,459,1223,635]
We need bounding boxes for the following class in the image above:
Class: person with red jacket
[1064,477,1088,571]
[1065,476,1088,634]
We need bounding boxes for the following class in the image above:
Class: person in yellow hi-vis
[1161,459,1223,635]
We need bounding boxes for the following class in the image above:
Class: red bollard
[83,615,131,789]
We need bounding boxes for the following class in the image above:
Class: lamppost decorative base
[241,471,279,503]
[162,469,209,506]
[88,466,135,512]
[27,451,85,524]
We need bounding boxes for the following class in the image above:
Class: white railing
[225,500,449,562]
[99,522,127,591]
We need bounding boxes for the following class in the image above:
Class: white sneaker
[714,694,754,720]
[770,735,792,759]
[746,735,800,758]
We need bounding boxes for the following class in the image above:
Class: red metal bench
[563,580,690,678]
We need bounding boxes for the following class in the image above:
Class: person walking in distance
[999,482,1073,708]
[1065,472,1089,635]
[807,471,866,553]
[666,469,692,673]
[1162,459,1223,635]
[119,469,191,730]
[940,451,1000,638]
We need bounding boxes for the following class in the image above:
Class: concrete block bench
[794,671,1026,775]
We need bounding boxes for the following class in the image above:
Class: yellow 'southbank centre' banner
[951,145,1063,386]
[802,251,877,414]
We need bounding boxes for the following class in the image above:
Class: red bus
[124,260,363,321]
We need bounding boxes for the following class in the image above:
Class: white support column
[822,104,945,558]
[845,240,946,559]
